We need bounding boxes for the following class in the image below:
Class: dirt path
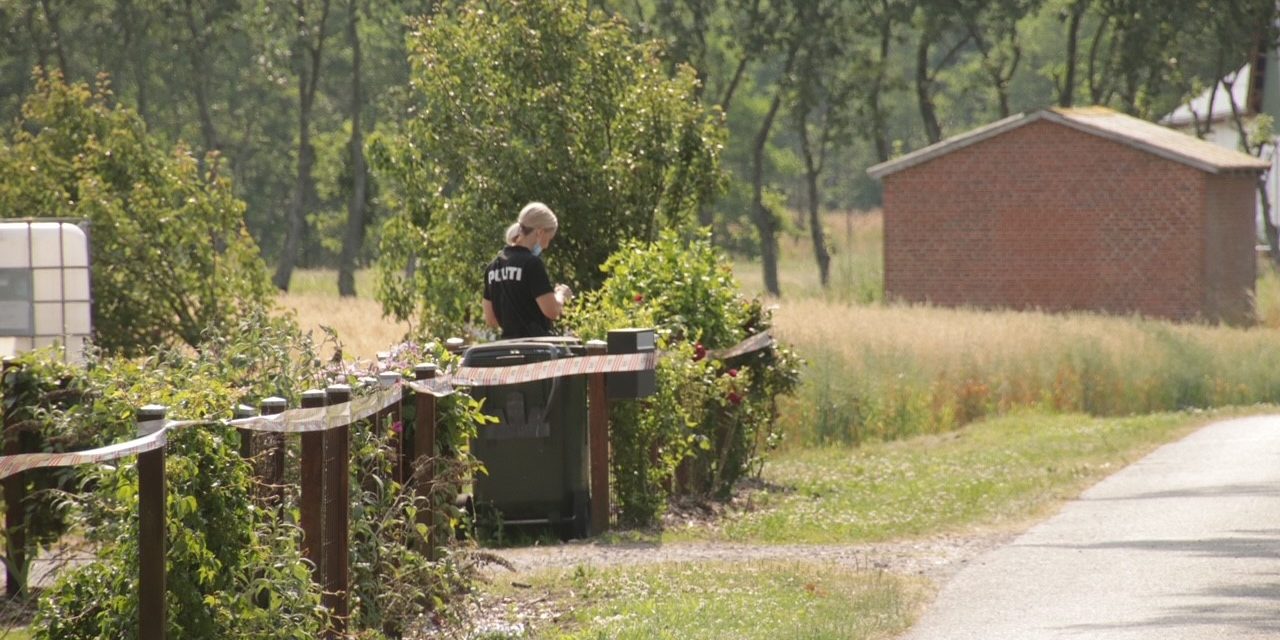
[483,530,1013,584]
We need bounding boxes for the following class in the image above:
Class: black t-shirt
[483,245,555,339]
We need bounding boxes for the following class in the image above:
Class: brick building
[867,106,1270,324]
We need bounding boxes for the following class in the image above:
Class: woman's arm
[535,284,573,320]
[535,292,563,320]
[483,299,500,328]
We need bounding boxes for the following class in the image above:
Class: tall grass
[746,212,1280,446]
[277,215,1280,446]
[775,301,1280,445]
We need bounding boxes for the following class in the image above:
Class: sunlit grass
[747,218,1280,445]
[669,408,1270,545]
[519,561,927,640]
[772,298,1280,445]
[276,269,410,363]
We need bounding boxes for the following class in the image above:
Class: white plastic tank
[0,221,91,362]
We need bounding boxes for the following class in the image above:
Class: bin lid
[462,339,577,367]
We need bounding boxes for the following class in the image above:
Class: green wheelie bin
[461,337,590,539]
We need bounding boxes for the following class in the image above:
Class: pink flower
[726,368,738,378]
[390,421,403,436]
[693,343,706,362]
[727,392,743,406]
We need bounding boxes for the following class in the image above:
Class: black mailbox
[606,328,657,399]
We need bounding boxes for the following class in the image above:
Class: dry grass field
[276,270,411,363]
[280,213,1280,447]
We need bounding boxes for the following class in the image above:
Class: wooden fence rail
[0,329,690,639]
[0,361,448,640]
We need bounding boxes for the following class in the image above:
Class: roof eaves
[866,112,1033,180]
[1038,110,1230,174]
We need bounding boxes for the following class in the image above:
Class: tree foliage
[0,1,1273,297]
[6,312,490,637]
[370,0,725,333]
[0,73,276,355]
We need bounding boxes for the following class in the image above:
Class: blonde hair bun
[517,202,558,231]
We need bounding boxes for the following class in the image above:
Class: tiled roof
[867,106,1270,179]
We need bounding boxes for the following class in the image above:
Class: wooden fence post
[445,338,466,356]
[2,357,24,598]
[586,340,610,535]
[413,363,438,557]
[136,404,168,640]
[259,397,287,510]
[299,389,327,585]
[323,384,351,637]
[378,372,404,484]
[234,404,257,462]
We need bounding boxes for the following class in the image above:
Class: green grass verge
[515,561,927,640]
[670,408,1274,544]
[284,268,380,297]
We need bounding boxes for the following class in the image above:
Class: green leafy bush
[370,0,725,333]
[3,317,491,638]
[568,230,800,525]
[342,340,492,636]
[0,73,275,355]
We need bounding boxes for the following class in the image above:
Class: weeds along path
[480,530,1013,584]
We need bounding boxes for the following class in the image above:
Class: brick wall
[1203,172,1258,324]
[882,119,1256,323]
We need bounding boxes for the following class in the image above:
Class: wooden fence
[0,334,671,640]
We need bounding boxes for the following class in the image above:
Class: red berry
[693,343,707,361]
[634,293,644,303]
[727,392,742,406]
[726,368,738,378]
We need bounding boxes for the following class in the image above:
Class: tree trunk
[753,87,784,296]
[1260,179,1280,268]
[916,26,943,144]
[753,45,798,297]
[182,0,220,159]
[338,0,367,297]
[868,1,892,162]
[37,0,68,76]
[24,2,49,74]
[1058,0,1085,107]
[798,113,830,287]
[1086,16,1112,105]
[274,123,315,290]
[718,52,751,115]
[273,0,331,292]
[129,4,150,122]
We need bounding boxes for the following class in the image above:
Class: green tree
[789,0,871,287]
[958,0,1041,118]
[266,0,336,291]
[0,73,276,354]
[371,0,725,334]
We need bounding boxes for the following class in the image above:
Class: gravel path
[483,530,1013,583]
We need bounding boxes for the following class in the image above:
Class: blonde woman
[482,202,574,338]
